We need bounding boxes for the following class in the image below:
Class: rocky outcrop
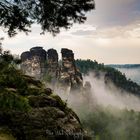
[21,47,47,79]
[60,48,83,91]
[0,130,16,140]
[46,49,59,80]
[21,47,83,91]
[0,69,87,140]
[0,99,84,140]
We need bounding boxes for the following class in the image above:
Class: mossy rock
[0,133,16,140]
[0,128,16,140]
[50,94,67,109]
[0,106,84,140]
[23,75,44,88]
[0,89,31,112]
[0,65,87,139]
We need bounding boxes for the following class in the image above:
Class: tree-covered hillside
[0,48,85,140]
[75,59,140,96]
[81,106,140,140]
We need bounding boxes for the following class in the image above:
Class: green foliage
[0,66,28,95]
[76,59,140,96]
[0,48,45,111]
[0,133,16,140]
[27,86,44,96]
[81,107,140,140]
[0,47,21,69]
[0,0,95,37]
[104,67,140,96]
[0,89,31,112]
[76,59,105,74]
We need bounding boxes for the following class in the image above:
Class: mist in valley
[117,67,140,85]
[54,71,140,112]
[53,71,140,140]
[21,59,140,139]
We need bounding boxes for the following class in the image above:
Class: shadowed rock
[21,47,47,79]
[21,47,83,91]
[47,49,59,79]
[0,72,87,140]
[60,48,83,91]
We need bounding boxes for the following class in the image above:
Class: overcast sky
[1,0,140,64]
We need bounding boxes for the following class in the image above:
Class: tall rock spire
[60,48,83,91]
[21,47,83,91]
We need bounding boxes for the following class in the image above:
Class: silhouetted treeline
[108,64,140,69]
[75,59,140,96]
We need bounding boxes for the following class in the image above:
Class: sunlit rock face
[21,47,47,79]
[21,56,41,77]
[21,47,83,91]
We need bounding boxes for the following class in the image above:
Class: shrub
[0,89,31,112]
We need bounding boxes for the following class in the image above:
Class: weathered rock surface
[0,72,87,140]
[47,49,59,76]
[21,47,47,79]
[60,48,83,91]
[46,49,60,86]
[21,47,83,91]
[0,106,83,140]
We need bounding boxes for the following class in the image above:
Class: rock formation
[0,69,87,140]
[60,48,83,91]
[21,47,47,79]
[46,49,59,84]
[21,47,83,91]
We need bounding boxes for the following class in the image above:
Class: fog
[54,72,140,112]
[84,72,140,111]
[117,67,140,85]
[23,66,140,139]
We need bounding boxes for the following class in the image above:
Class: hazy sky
[1,0,140,64]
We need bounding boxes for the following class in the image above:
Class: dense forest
[74,59,140,140]
[81,106,140,140]
[75,59,140,96]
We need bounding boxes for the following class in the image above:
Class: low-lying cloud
[54,72,140,112]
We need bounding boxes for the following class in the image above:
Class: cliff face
[21,47,83,91]
[0,71,86,140]
[21,47,47,79]
[60,48,83,91]
[47,49,59,77]
[0,48,90,140]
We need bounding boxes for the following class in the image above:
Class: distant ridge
[75,59,140,96]
[107,64,140,69]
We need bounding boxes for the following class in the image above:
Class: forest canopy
[0,0,95,37]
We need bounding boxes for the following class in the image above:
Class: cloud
[71,21,140,39]
[86,0,140,27]
[0,0,140,64]
[1,21,140,64]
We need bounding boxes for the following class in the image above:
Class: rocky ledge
[0,72,89,140]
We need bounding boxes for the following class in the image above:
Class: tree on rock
[0,0,95,37]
